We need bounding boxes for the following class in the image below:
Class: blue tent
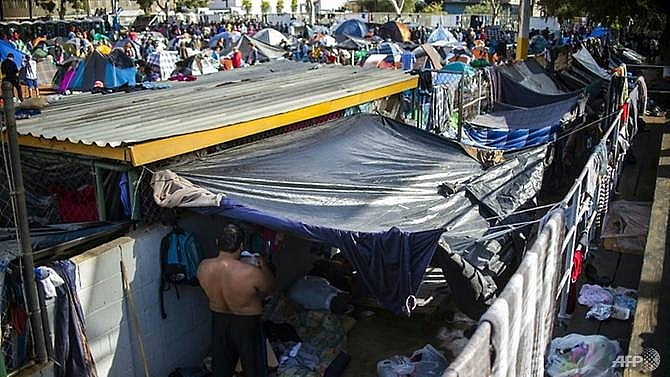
[0,40,25,67]
[333,19,368,38]
[68,51,136,91]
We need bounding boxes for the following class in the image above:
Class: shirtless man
[198,223,275,377]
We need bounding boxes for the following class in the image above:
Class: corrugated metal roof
[16,61,414,149]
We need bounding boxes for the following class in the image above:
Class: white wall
[43,224,211,377]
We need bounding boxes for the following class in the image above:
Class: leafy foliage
[175,0,209,9]
[537,0,667,32]
[401,0,417,13]
[291,0,298,13]
[261,0,271,14]
[421,2,443,14]
[135,0,154,13]
[54,0,87,19]
[242,0,252,14]
[464,0,502,23]
[276,0,284,14]
[36,0,57,16]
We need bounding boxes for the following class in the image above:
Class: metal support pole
[457,76,464,141]
[516,0,531,60]
[127,168,142,222]
[2,82,47,363]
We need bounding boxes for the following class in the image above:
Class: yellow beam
[14,134,131,162]
[128,78,417,166]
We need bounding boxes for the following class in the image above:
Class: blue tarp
[462,96,579,150]
[159,113,547,315]
[0,40,25,66]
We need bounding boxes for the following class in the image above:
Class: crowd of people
[0,14,664,99]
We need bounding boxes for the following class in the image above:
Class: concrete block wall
[43,223,211,377]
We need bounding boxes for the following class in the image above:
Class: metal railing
[444,75,638,376]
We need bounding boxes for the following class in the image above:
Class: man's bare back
[198,252,275,316]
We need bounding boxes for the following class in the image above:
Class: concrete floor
[342,308,446,377]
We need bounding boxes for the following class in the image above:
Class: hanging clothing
[50,260,98,377]
[427,85,454,134]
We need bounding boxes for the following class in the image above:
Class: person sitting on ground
[247,43,259,66]
[232,47,243,68]
[198,223,276,377]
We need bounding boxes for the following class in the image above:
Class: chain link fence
[0,147,99,228]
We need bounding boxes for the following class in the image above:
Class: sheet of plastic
[498,64,578,108]
[461,96,579,150]
[160,113,546,314]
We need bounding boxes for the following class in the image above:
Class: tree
[387,0,406,15]
[537,0,669,63]
[421,2,442,14]
[261,0,271,14]
[135,0,154,13]
[36,0,57,17]
[276,0,284,14]
[402,0,417,13]
[242,0,253,15]
[464,0,502,25]
[56,0,87,19]
[291,0,298,13]
[175,0,209,10]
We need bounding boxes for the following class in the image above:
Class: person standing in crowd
[1,53,23,102]
[198,223,275,377]
[23,55,39,98]
[401,47,416,71]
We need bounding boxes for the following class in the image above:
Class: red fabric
[566,245,585,314]
[571,246,584,283]
[9,303,27,336]
[51,185,99,223]
[232,51,243,68]
[621,103,629,123]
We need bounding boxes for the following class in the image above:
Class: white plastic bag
[546,334,621,377]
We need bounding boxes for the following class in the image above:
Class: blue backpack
[160,228,202,319]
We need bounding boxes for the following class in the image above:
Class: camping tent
[114,37,141,57]
[223,35,286,63]
[36,59,58,88]
[378,21,411,42]
[427,27,457,47]
[208,31,240,49]
[334,35,369,50]
[183,55,218,76]
[147,50,179,80]
[332,19,368,38]
[253,28,287,46]
[68,50,137,91]
[152,113,547,315]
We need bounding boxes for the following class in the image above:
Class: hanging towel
[50,260,99,377]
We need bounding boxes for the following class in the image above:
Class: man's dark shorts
[211,312,267,377]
